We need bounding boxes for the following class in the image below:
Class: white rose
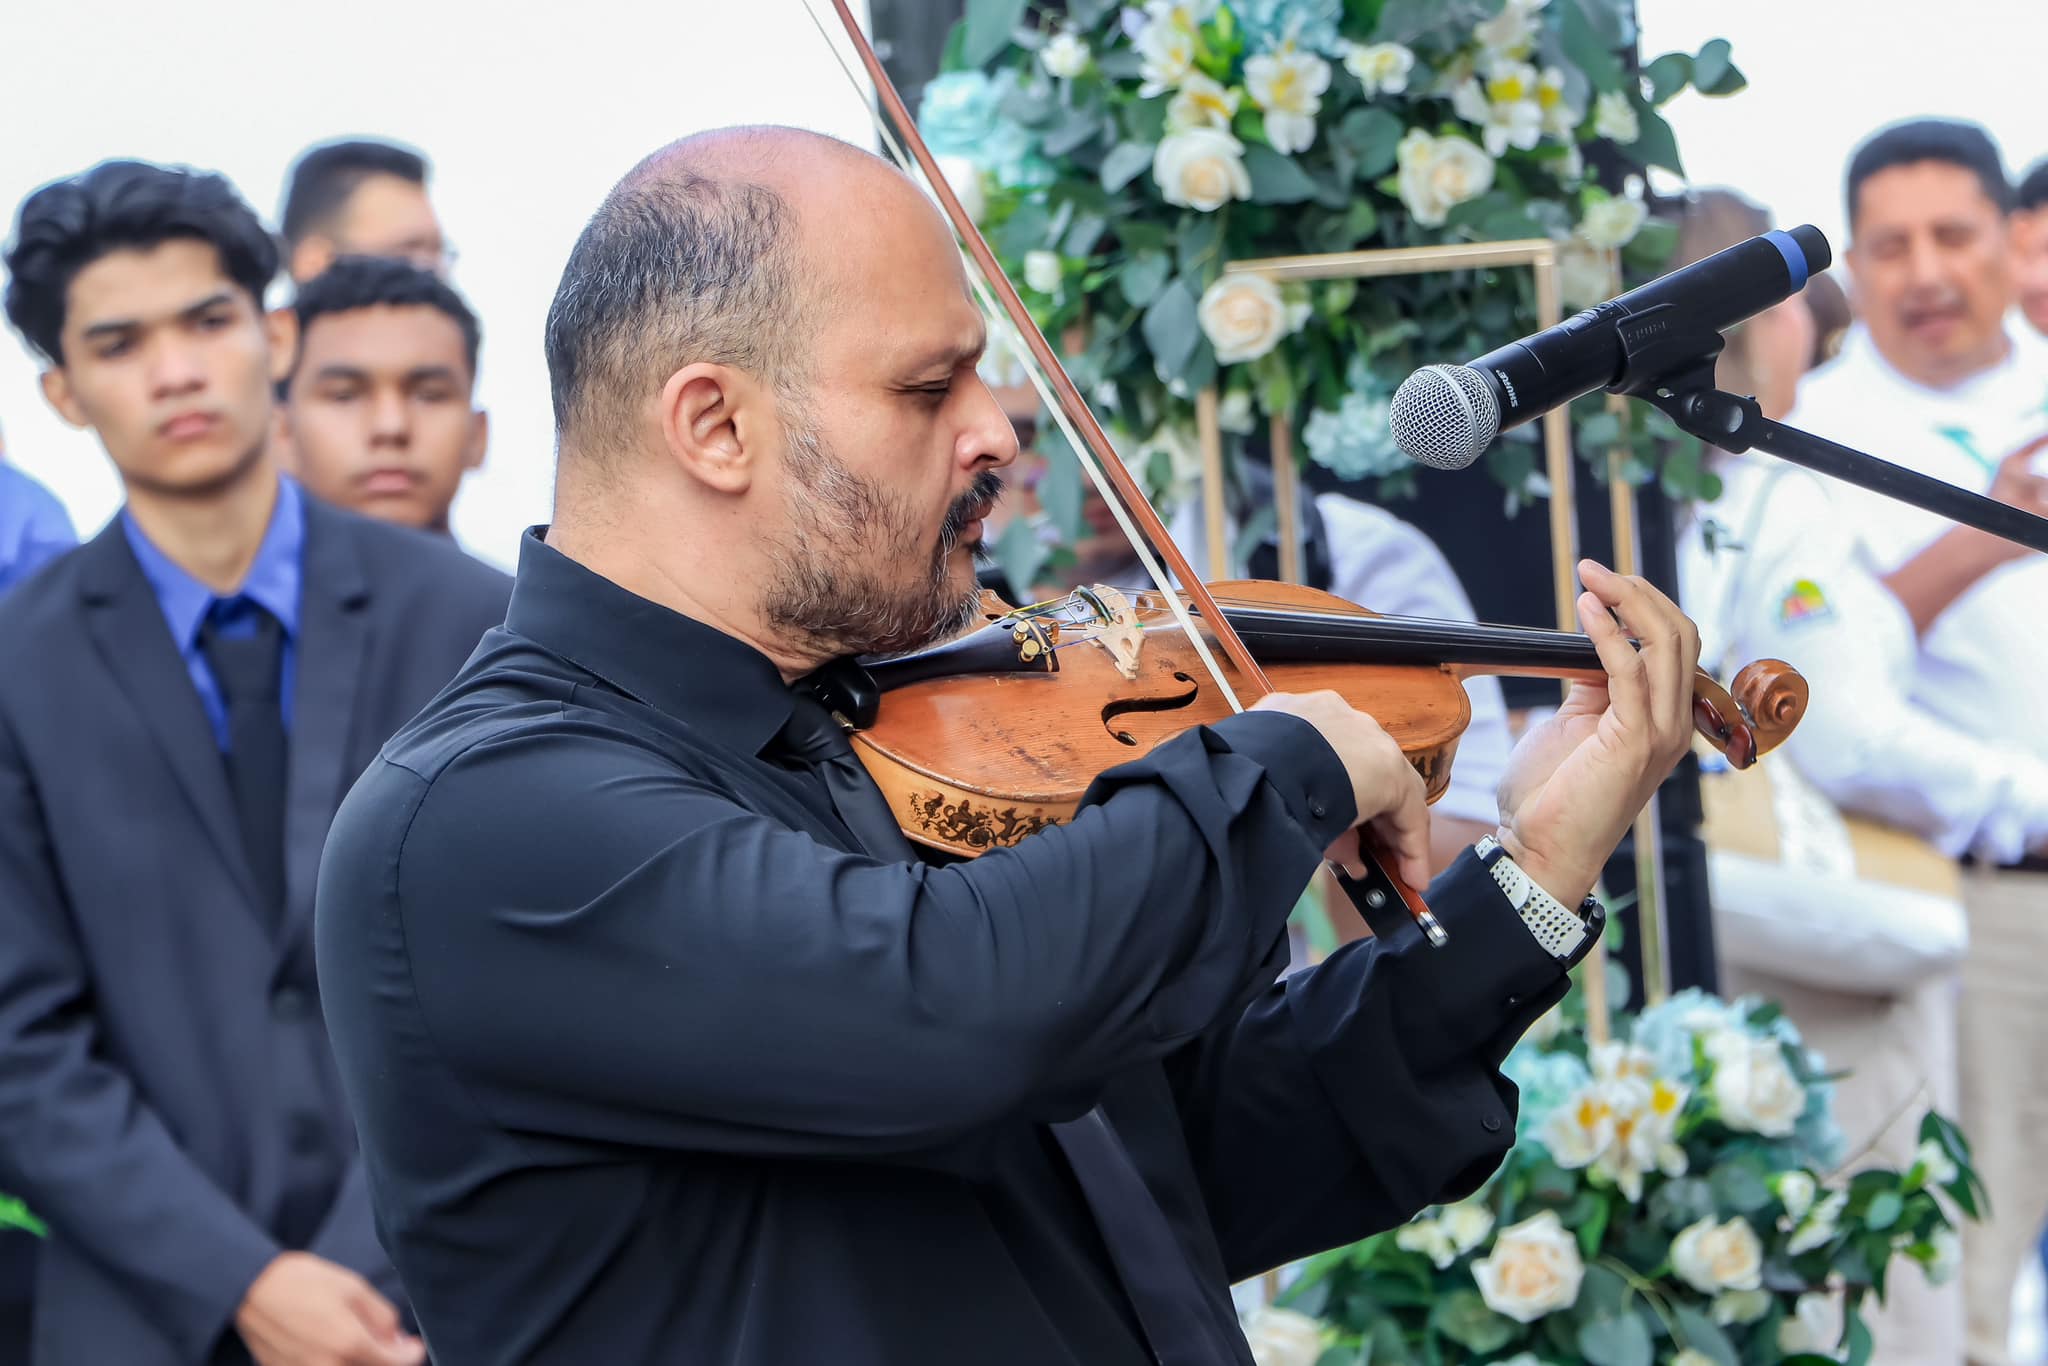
[1670,1216,1764,1294]
[1245,46,1331,156]
[1217,389,1255,433]
[1396,130,1495,228]
[1912,1138,1959,1187]
[1198,274,1290,364]
[1926,1226,1962,1285]
[1671,1351,1719,1366]
[1472,1210,1585,1323]
[928,155,985,225]
[1239,1306,1324,1366]
[1342,42,1414,97]
[1152,128,1252,212]
[1711,1288,1772,1325]
[1023,250,1063,295]
[1787,1189,1848,1255]
[1777,1290,1842,1356]
[1704,1031,1806,1137]
[1774,1170,1817,1224]
[1593,90,1640,144]
[1039,29,1091,80]
[1136,15,1197,96]
[1579,195,1648,250]
[1442,1199,1496,1255]
[1397,1217,1459,1268]
[1556,236,1611,308]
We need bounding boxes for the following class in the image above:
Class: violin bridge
[1085,585,1145,681]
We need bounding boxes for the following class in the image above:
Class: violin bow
[805,0,1443,943]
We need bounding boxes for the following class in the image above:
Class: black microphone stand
[1607,308,2048,551]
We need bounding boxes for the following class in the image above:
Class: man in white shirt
[1772,119,2048,1366]
[2012,161,2048,341]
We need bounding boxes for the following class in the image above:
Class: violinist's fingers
[1366,767,1432,892]
[1323,828,1369,881]
[1574,584,1649,733]
[1579,561,1697,745]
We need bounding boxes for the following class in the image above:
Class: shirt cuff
[1207,710,1358,851]
[1382,849,1575,1075]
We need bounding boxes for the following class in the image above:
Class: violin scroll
[1730,659,1808,757]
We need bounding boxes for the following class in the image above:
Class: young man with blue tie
[0,160,508,1366]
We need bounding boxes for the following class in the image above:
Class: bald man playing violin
[316,127,1706,1366]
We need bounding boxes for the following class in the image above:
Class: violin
[838,580,1806,862]
[814,0,1809,944]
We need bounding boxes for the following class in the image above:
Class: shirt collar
[503,527,797,754]
[121,475,306,651]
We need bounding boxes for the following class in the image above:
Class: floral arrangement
[1241,988,1978,1366]
[918,0,1746,585]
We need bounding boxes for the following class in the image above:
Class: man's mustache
[939,471,1006,547]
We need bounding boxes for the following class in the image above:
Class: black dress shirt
[315,529,1571,1365]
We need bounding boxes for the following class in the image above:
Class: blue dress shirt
[121,477,304,750]
[0,464,77,599]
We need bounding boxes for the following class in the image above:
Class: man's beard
[761,409,1003,661]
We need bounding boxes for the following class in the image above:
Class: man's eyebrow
[309,363,373,384]
[901,321,988,376]
[78,290,237,341]
[401,365,466,385]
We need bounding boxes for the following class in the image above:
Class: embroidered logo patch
[1777,578,1834,628]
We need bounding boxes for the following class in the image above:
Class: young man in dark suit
[0,160,508,1366]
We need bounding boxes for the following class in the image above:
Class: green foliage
[922,0,1740,526]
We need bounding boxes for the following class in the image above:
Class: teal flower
[918,72,1001,158]
[1231,0,1345,58]
[1502,1044,1591,1140]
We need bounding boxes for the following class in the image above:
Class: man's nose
[960,375,1020,472]
[369,389,411,445]
[146,336,206,399]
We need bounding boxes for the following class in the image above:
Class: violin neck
[1216,604,1607,681]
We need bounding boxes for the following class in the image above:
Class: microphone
[1390,225,1832,470]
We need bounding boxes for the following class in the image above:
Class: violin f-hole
[1101,671,1201,746]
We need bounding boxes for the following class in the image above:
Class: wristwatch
[1474,836,1605,963]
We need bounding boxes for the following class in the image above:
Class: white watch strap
[1476,837,1589,959]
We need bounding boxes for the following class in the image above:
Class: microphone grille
[1389,364,1500,470]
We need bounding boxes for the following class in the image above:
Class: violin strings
[794,0,1248,716]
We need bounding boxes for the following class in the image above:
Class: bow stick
[809,0,1443,942]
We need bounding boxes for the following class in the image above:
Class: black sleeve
[384,710,1357,1159]
[1167,850,1572,1281]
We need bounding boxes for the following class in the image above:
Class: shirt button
[272,986,311,1022]
[1482,1113,1504,1133]
[1308,799,1328,820]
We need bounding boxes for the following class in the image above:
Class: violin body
[852,578,1809,858]
[855,581,1471,854]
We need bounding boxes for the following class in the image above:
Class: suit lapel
[76,521,266,917]
[279,500,371,960]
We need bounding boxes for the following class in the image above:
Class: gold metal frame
[1194,237,1673,1038]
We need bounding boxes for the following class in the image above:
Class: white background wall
[0,0,877,570]
[2,0,2041,569]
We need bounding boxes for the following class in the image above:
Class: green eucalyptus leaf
[1119,251,1173,308]
[1629,99,1685,176]
[1064,212,1110,256]
[938,20,972,73]
[1710,1159,1772,1215]
[1558,0,1627,92]
[992,515,1051,602]
[1642,51,1693,104]
[1244,144,1320,204]
[1176,212,1225,279]
[1672,1305,1738,1366]
[1577,1311,1652,1366]
[1577,1194,1613,1258]
[1335,107,1406,180]
[961,0,1030,67]
[1043,108,1108,159]
[1429,1289,1517,1354]
[1692,38,1735,93]
[1101,141,1155,193]
[1098,48,1148,81]
[1576,1262,1630,1319]
[1866,1191,1903,1231]
[1846,1303,1875,1366]
[1038,438,1086,543]
[1142,278,1203,380]
[1066,0,1119,27]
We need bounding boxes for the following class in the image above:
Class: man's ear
[658,362,760,495]
[464,408,489,473]
[39,368,88,429]
[290,236,335,285]
[264,308,299,387]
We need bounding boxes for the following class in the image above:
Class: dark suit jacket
[0,495,509,1365]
